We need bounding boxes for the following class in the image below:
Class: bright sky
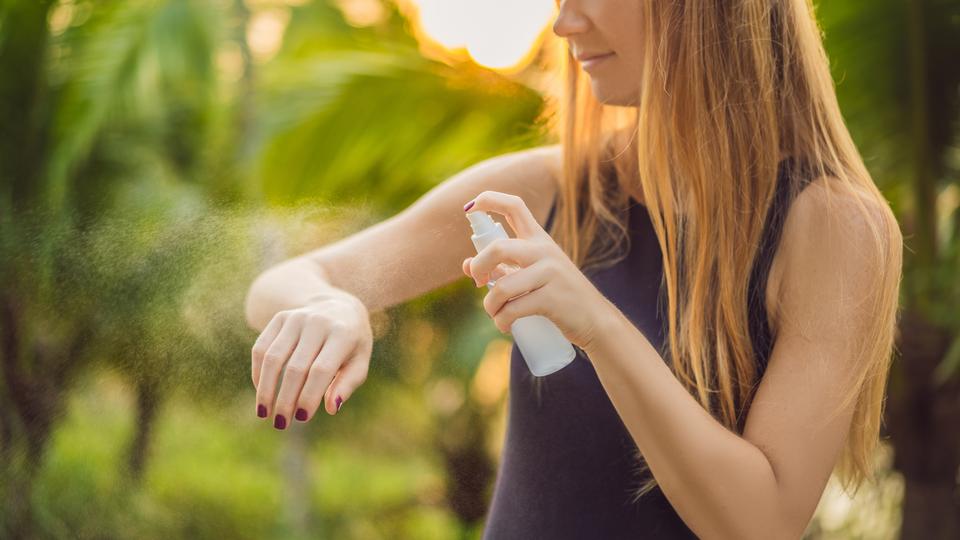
[406,0,557,70]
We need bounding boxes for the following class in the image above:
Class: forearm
[583,307,789,540]
[244,256,356,332]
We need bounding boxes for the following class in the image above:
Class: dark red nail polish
[295,408,308,421]
[336,396,343,411]
[463,200,475,212]
[257,404,267,418]
[274,415,287,430]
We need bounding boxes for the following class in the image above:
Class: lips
[575,51,614,63]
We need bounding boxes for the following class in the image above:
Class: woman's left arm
[579,181,890,539]
[463,182,893,540]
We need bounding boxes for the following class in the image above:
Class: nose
[552,1,589,38]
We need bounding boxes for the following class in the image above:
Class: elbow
[710,520,795,540]
[776,513,811,540]
[740,508,803,540]
[698,493,797,540]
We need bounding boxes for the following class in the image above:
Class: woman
[245,0,903,538]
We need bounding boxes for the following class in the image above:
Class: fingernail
[257,404,267,418]
[463,200,475,212]
[274,415,287,430]
[295,408,308,421]
[336,396,343,412]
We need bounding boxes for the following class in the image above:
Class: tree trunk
[901,480,960,539]
[0,0,55,212]
[0,292,85,538]
[887,308,960,539]
[127,376,163,482]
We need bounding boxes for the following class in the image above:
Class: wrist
[307,289,365,313]
[582,296,624,358]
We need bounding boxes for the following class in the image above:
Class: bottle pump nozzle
[466,210,507,252]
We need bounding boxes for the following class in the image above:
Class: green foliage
[3,0,958,537]
[819,0,960,333]
[1,0,539,536]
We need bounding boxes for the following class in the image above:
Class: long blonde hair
[541,0,903,500]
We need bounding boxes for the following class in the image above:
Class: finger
[465,191,546,240]
[251,314,284,391]
[492,286,551,334]
[320,348,370,416]
[482,260,551,319]
[462,256,474,279]
[256,318,301,418]
[272,328,326,429]
[294,333,360,421]
[469,238,543,285]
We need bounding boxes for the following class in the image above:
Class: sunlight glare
[409,0,557,70]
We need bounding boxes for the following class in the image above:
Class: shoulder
[781,175,898,260]
[768,175,902,339]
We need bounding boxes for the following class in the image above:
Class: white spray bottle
[466,210,577,377]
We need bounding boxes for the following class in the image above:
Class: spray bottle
[466,210,577,377]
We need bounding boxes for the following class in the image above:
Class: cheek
[591,9,643,105]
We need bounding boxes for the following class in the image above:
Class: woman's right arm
[244,144,561,330]
[244,144,561,426]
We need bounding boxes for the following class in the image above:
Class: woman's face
[552,0,643,106]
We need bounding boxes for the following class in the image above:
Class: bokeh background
[1,0,958,538]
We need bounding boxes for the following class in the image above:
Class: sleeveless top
[481,157,817,539]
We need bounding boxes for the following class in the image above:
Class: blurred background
[0,0,957,538]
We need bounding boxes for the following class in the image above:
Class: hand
[461,190,616,352]
[250,292,373,429]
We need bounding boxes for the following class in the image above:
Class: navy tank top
[481,157,817,539]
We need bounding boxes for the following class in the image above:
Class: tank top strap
[543,192,559,231]
[748,156,820,375]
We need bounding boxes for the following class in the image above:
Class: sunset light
[403,0,557,70]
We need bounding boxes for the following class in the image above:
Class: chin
[587,80,638,108]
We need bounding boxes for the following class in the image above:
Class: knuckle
[309,361,336,377]
[328,320,350,334]
[284,365,307,379]
[306,311,329,326]
[263,352,285,366]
